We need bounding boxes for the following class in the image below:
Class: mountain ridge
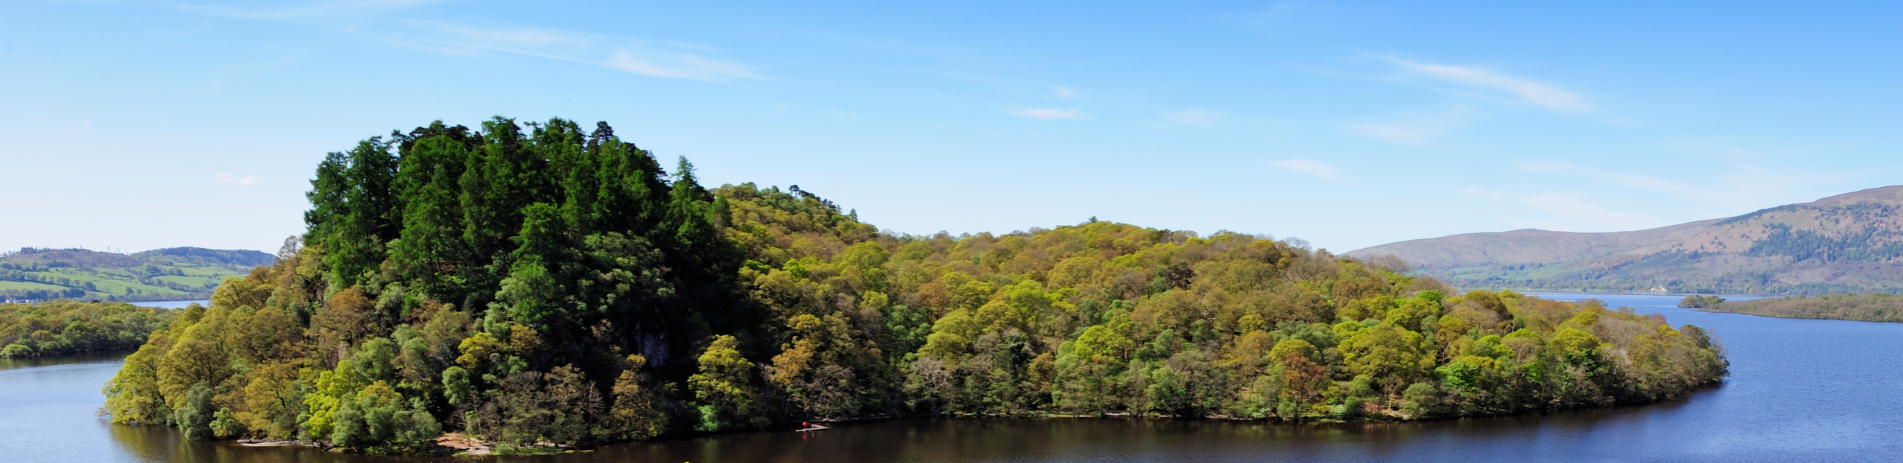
[1347,185,1903,295]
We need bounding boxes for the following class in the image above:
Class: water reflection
[109,425,427,463]
[0,349,135,371]
[557,404,1700,463]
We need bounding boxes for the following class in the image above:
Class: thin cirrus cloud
[1463,187,1666,231]
[608,49,759,81]
[1349,120,1449,146]
[176,0,449,20]
[1009,108,1081,120]
[364,20,760,82]
[181,4,758,82]
[1265,159,1347,183]
[1387,58,1591,112]
[216,174,263,187]
[1347,107,1470,146]
[1163,110,1220,126]
[1515,160,1850,213]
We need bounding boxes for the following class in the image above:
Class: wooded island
[1701,293,1903,322]
[101,118,1730,454]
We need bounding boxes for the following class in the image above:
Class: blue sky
[3,0,1899,254]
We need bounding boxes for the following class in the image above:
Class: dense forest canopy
[102,117,1728,454]
[0,300,176,357]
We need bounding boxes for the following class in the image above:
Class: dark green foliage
[443,366,473,405]
[883,304,932,366]
[329,384,441,453]
[1745,221,1903,263]
[306,138,402,288]
[175,383,215,440]
[471,365,601,446]
[1677,295,1726,309]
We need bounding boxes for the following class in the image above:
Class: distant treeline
[1708,293,1903,322]
[0,300,178,357]
[133,247,278,268]
[1735,207,1903,263]
[0,288,90,302]
[1,247,275,269]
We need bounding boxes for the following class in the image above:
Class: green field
[0,281,68,291]
[0,247,272,302]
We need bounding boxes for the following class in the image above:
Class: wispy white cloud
[351,20,759,82]
[180,5,758,82]
[1387,58,1590,112]
[178,0,447,20]
[1163,110,1220,126]
[1515,159,1853,214]
[216,174,263,186]
[1052,86,1079,98]
[1347,107,1471,146]
[608,49,758,81]
[1265,159,1346,183]
[1518,161,1697,196]
[1349,121,1449,146]
[1464,187,1666,230]
[1009,108,1081,120]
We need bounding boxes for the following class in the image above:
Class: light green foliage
[1550,328,1605,362]
[210,406,242,438]
[102,337,170,424]
[1341,323,1430,384]
[1385,296,1442,331]
[688,335,763,431]
[601,355,666,441]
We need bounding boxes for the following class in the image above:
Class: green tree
[174,383,215,440]
[688,335,762,431]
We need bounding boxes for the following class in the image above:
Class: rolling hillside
[0,247,274,302]
[1347,186,1903,295]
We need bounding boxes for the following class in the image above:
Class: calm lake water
[4,293,1899,462]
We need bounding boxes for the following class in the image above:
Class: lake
[3,293,1898,462]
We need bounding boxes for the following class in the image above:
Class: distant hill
[0,247,274,303]
[1347,186,1903,295]
[131,247,277,268]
